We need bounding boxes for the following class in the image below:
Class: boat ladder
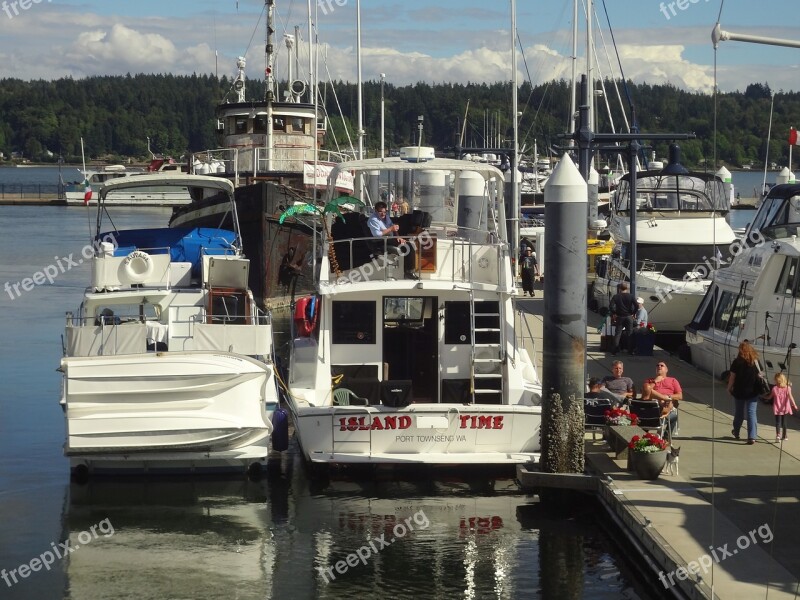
[470,295,504,404]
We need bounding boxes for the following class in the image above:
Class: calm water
[0,172,672,599]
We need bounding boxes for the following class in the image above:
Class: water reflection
[63,457,651,599]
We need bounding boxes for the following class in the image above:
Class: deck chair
[333,387,369,406]
[584,397,613,440]
[629,399,671,442]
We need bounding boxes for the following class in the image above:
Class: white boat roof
[98,174,235,197]
[329,156,505,178]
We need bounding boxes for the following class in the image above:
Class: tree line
[1,74,797,170]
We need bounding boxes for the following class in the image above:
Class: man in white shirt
[367,201,417,279]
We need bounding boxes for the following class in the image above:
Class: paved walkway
[517,295,800,599]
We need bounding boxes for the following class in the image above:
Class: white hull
[289,403,541,465]
[61,352,275,469]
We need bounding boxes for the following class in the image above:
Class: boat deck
[516,294,800,598]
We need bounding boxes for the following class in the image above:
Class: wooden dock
[515,294,800,599]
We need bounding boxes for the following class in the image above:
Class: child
[767,373,797,441]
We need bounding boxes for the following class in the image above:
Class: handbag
[754,372,771,398]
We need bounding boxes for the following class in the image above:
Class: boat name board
[337,414,505,432]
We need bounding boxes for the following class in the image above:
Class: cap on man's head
[588,377,602,388]
[636,297,644,304]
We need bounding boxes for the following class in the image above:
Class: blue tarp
[97,227,237,276]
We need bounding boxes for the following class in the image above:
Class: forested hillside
[1,74,797,169]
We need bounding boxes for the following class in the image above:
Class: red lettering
[358,416,369,430]
[478,415,492,429]
[470,415,477,429]
[371,416,384,430]
[347,417,358,431]
[493,416,503,429]
[384,416,397,429]
[338,417,346,431]
[459,415,470,429]
[398,415,412,429]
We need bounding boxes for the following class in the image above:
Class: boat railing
[601,256,717,283]
[64,309,273,358]
[190,147,349,183]
[326,231,507,288]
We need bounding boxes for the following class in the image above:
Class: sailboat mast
[586,0,594,131]
[511,0,519,262]
[356,0,364,160]
[569,0,578,135]
[265,0,275,171]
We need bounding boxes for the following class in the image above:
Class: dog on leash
[663,446,681,476]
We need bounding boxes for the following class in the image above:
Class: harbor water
[0,165,769,599]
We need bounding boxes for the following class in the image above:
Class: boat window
[713,290,749,333]
[254,115,269,133]
[234,117,248,135]
[332,301,375,344]
[383,297,430,329]
[444,301,470,344]
[752,195,800,240]
[688,286,718,332]
[291,117,305,133]
[775,257,799,296]
[273,117,286,132]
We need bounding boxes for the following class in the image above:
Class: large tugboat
[60,174,281,476]
[171,2,353,306]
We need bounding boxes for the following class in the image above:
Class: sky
[0,0,797,93]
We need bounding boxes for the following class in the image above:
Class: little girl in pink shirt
[767,373,797,442]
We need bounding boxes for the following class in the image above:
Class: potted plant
[604,408,638,452]
[628,432,669,479]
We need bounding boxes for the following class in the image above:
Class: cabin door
[773,257,800,347]
[382,296,438,402]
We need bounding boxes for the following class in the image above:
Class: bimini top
[614,170,728,213]
[326,156,505,180]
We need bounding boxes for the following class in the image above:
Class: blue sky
[0,0,796,92]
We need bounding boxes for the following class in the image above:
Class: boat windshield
[614,173,728,213]
[746,190,800,241]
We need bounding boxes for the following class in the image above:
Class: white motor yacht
[591,155,736,334]
[686,183,800,380]
[59,174,281,476]
[282,150,543,466]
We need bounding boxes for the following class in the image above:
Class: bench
[606,425,646,460]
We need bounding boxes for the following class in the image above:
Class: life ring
[294,296,318,336]
[122,250,153,283]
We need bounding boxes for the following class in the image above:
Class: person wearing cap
[629,297,649,354]
[520,247,539,297]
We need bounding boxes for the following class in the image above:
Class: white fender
[122,250,153,283]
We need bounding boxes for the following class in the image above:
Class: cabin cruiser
[686,183,800,380]
[282,150,542,465]
[63,159,191,206]
[591,154,736,333]
[59,174,280,475]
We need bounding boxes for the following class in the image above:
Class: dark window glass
[254,115,268,133]
[332,301,375,344]
[444,301,470,344]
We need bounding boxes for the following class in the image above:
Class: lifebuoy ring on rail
[294,296,318,336]
[122,250,154,283]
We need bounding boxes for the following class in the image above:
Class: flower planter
[630,450,667,480]
[634,331,655,356]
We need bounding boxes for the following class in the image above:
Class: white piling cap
[544,154,587,204]
[716,166,731,182]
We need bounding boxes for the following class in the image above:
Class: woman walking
[726,340,762,445]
